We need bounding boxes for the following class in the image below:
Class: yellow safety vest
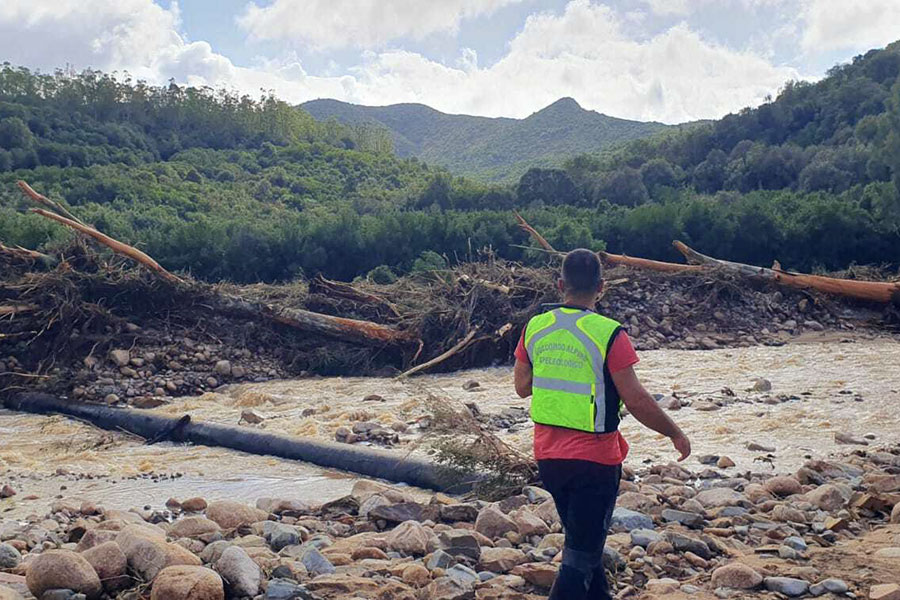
[525,307,623,433]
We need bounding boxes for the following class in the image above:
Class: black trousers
[538,459,621,600]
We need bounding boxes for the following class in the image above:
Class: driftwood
[673,241,900,304]
[29,208,185,286]
[0,304,38,317]
[18,182,418,349]
[0,242,57,268]
[17,181,84,225]
[515,211,899,304]
[397,329,480,378]
[310,273,402,317]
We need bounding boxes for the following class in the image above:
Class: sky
[1,0,899,124]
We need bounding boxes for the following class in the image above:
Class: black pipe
[3,392,474,493]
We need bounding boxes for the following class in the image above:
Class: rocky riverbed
[1,445,899,600]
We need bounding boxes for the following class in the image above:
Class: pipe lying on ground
[3,392,474,493]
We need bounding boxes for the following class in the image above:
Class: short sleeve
[515,328,530,364]
[606,331,639,373]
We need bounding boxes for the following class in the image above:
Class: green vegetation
[2,42,900,285]
[301,97,673,182]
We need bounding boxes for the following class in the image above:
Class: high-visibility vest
[525,307,624,433]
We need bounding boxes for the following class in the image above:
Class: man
[514,248,691,600]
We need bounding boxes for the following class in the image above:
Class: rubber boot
[548,565,591,600]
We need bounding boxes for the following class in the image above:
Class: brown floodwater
[2,336,899,519]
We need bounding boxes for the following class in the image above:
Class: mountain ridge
[301,97,672,181]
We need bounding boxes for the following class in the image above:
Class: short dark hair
[562,248,602,294]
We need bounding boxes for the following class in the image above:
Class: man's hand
[671,433,691,462]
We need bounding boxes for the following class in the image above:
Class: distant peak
[528,97,586,119]
[549,97,582,109]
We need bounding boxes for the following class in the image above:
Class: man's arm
[611,366,691,461]
[514,359,533,398]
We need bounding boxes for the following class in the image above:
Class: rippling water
[2,336,898,518]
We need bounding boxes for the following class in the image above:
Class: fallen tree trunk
[310,274,402,317]
[212,293,416,347]
[674,241,900,304]
[29,208,185,286]
[4,392,474,493]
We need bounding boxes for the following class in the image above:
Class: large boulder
[386,521,437,556]
[82,541,129,594]
[806,485,845,512]
[150,566,224,600]
[205,501,267,529]
[168,517,221,539]
[215,546,260,597]
[25,549,103,600]
[891,502,900,524]
[474,506,517,540]
[117,524,202,581]
[711,563,763,589]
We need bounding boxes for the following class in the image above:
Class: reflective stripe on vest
[525,308,621,433]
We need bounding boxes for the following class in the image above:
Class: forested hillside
[1,41,899,285]
[301,97,672,181]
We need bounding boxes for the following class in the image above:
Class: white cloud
[0,0,807,124]
[237,0,521,50]
[800,0,900,52]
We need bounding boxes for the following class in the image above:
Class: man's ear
[557,279,565,293]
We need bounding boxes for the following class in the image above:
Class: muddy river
[2,336,899,519]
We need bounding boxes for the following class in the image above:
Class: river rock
[401,563,431,587]
[423,576,474,600]
[891,502,900,524]
[0,544,21,569]
[616,492,658,512]
[150,566,224,600]
[438,530,482,561]
[0,586,22,600]
[25,550,102,600]
[765,577,809,597]
[108,349,130,367]
[478,548,526,573]
[74,529,118,552]
[610,507,653,532]
[870,584,900,600]
[181,497,208,512]
[0,486,15,499]
[661,508,704,528]
[809,579,849,596]
[630,529,662,548]
[206,501,267,529]
[874,547,900,559]
[694,488,747,508]
[717,456,736,468]
[265,579,315,600]
[116,525,201,581]
[475,506,517,540]
[386,521,437,556]
[752,378,772,392]
[510,508,550,537]
[440,504,479,523]
[298,546,335,576]
[764,476,802,497]
[511,563,557,588]
[81,542,128,594]
[806,484,845,511]
[216,546,260,597]
[168,516,220,539]
[711,563,763,589]
[663,532,711,559]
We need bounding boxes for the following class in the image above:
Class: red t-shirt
[515,327,638,465]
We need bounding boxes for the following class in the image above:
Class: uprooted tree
[1,183,898,394]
